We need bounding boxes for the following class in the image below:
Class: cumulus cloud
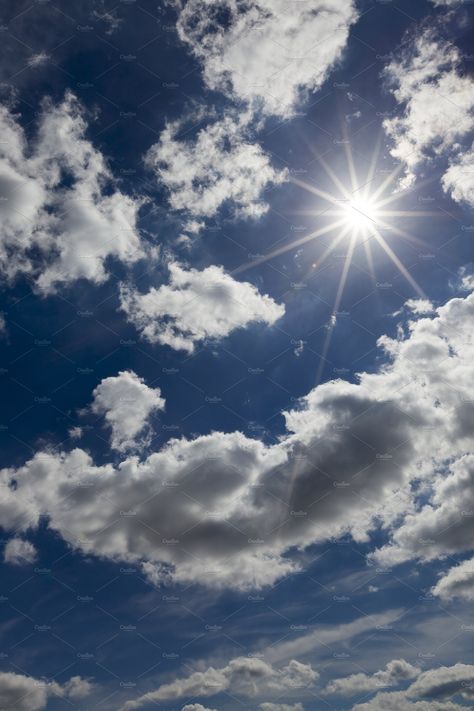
[407,664,474,701]
[442,143,474,207]
[350,690,468,711]
[325,659,420,696]
[404,299,435,315]
[0,291,473,590]
[383,28,474,189]
[176,0,358,117]
[120,657,318,710]
[181,705,217,711]
[3,538,37,566]
[432,556,474,601]
[120,262,285,353]
[0,672,92,711]
[373,455,474,567]
[90,370,165,452]
[0,92,143,292]
[145,112,286,222]
[260,704,304,711]
[431,0,468,5]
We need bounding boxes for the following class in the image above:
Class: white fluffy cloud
[0,92,143,292]
[3,538,37,566]
[0,290,474,590]
[432,556,474,601]
[145,113,286,221]
[325,659,420,696]
[407,664,474,701]
[351,690,468,711]
[373,454,474,567]
[119,660,474,711]
[0,672,91,711]
[383,28,474,189]
[91,370,165,452]
[404,299,435,315]
[176,0,358,117]
[120,657,318,710]
[120,262,285,353]
[442,143,474,207]
[431,0,468,5]
[349,664,474,709]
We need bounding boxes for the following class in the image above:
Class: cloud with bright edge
[0,291,474,589]
[430,0,469,5]
[119,651,474,711]
[90,370,165,452]
[120,262,285,353]
[145,112,287,223]
[176,0,358,118]
[350,690,470,711]
[0,92,144,292]
[324,659,420,696]
[383,27,474,190]
[431,556,474,601]
[442,142,474,207]
[406,663,474,700]
[0,672,92,711]
[119,658,318,711]
[3,537,37,566]
[348,663,474,710]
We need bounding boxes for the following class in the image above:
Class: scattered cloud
[432,556,474,601]
[0,672,92,711]
[350,690,469,711]
[90,370,165,452]
[430,0,468,5]
[0,92,144,292]
[0,291,473,589]
[120,262,285,353]
[176,0,358,117]
[407,663,474,700]
[92,4,123,34]
[404,298,435,315]
[383,27,474,189]
[3,538,37,566]
[145,112,286,222]
[325,659,420,696]
[442,142,474,207]
[373,454,474,567]
[120,657,318,710]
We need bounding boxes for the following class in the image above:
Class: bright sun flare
[341,197,379,233]
[233,136,443,383]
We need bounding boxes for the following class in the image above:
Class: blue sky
[1,1,474,710]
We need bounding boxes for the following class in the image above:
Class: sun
[232,134,439,311]
[231,135,442,386]
[340,196,379,234]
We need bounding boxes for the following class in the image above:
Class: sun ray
[361,235,377,286]
[369,225,426,298]
[314,232,357,384]
[368,163,405,203]
[374,217,428,250]
[289,175,347,208]
[341,122,359,193]
[308,150,353,201]
[361,133,384,200]
[232,218,348,275]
